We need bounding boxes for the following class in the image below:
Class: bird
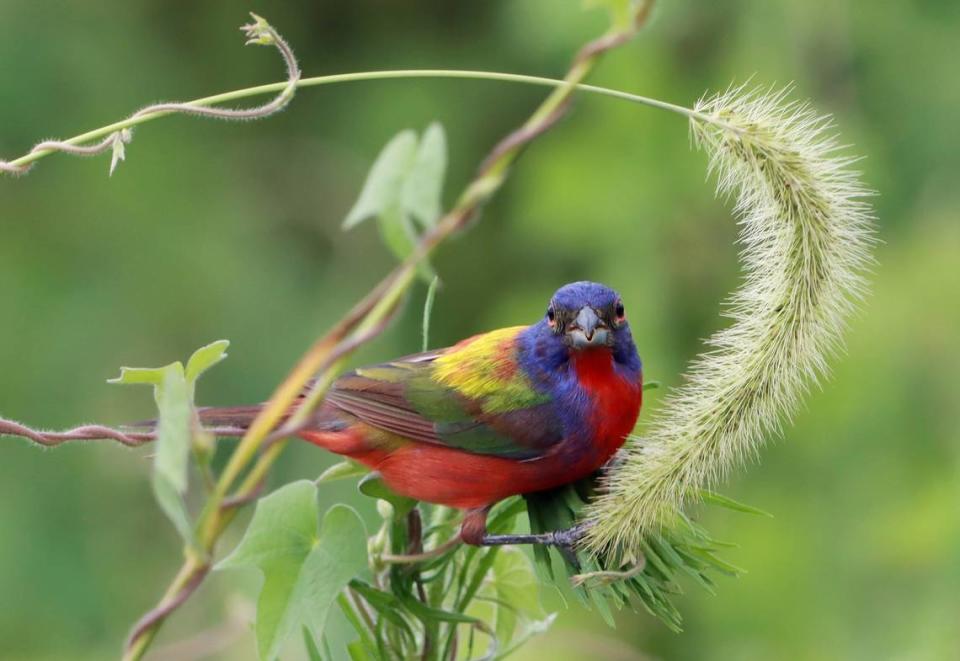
[201,281,642,548]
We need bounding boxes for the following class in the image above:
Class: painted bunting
[202,281,642,547]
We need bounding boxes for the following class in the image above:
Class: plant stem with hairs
[0,13,300,177]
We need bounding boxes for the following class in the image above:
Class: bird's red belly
[300,427,589,508]
[343,442,612,509]
[303,384,641,509]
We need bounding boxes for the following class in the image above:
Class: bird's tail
[128,404,272,436]
[130,402,349,444]
[195,402,362,455]
[195,405,267,430]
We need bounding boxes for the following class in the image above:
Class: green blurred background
[1,1,957,659]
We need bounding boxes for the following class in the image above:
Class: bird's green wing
[325,327,562,459]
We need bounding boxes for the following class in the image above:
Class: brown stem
[381,536,462,564]
[0,419,251,447]
[348,587,378,637]
[123,560,211,661]
[0,418,154,447]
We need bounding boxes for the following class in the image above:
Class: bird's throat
[570,347,617,388]
[570,347,642,460]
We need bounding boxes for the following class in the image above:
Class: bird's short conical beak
[567,306,609,348]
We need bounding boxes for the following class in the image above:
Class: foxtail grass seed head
[584,85,875,561]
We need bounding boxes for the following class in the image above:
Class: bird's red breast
[570,347,643,462]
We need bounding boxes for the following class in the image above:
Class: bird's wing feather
[325,327,563,459]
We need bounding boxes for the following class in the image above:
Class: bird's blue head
[520,281,641,380]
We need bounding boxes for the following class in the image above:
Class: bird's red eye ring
[546,306,557,327]
[615,301,625,321]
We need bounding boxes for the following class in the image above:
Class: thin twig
[381,537,462,565]
[126,562,211,651]
[570,556,647,588]
[0,418,154,447]
[220,478,265,510]
[0,13,298,176]
[0,418,248,448]
[149,598,254,661]
[347,587,378,637]
[129,14,300,122]
[1,62,745,176]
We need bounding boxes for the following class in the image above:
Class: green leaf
[337,593,380,659]
[463,547,553,660]
[108,363,180,386]
[154,365,192,494]
[700,489,774,517]
[110,361,193,500]
[316,460,368,484]
[376,203,418,263]
[376,204,434,281]
[218,481,368,660]
[642,380,660,391]
[402,122,447,229]
[342,130,418,230]
[346,639,373,661]
[185,339,230,383]
[343,125,446,281]
[402,592,481,625]
[358,472,417,518]
[490,548,552,646]
[152,472,196,548]
[302,626,323,661]
[686,547,745,577]
[348,580,416,642]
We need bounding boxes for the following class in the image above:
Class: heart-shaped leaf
[402,122,447,229]
[218,481,368,660]
[343,124,447,281]
[342,130,418,230]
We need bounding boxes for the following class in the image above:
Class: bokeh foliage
[1,1,957,659]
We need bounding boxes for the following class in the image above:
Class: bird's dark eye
[546,306,556,325]
[615,301,625,320]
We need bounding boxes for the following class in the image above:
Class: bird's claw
[546,522,591,570]
[548,521,589,548]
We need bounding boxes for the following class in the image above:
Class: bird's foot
[478,522,588,547]
[477,522,591,569]
[460,507,592,567]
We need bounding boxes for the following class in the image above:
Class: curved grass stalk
[1,71,736,175]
